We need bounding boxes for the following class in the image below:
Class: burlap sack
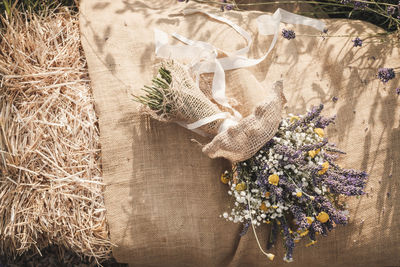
[79,1,400,266]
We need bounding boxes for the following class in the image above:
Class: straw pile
[0,8,112,262]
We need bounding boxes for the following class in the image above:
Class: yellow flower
[296,191,303,197]
[317,211,329,223]
[268,174,279,186]
[290,115,300,122]
[272,205,278,209]
[264,192,270,198]
[308,148,320,158]
[235,182,246,191]
[300,230,309,237]
[220,173,229,184]
[306,217,314,225]
[309,196,315,201]
[294,239,300,243]
[265,220,271,224]
[305,240,317,247]
[314,128,324,138]
[260,203,268,212]
[318,161,329,175]
[267,253,275,261]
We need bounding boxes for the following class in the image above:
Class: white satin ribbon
[154,8,326,133]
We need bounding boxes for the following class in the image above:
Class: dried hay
[0,8,112,262]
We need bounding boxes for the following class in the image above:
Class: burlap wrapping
[144,60,283,163]
[79,0,400,266]
[143,60,224,135]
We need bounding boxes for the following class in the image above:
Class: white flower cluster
[221,182,291,226]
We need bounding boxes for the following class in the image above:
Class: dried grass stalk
[0,8,112,262]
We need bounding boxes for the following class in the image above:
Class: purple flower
[226,4,233,10]
[378,68,396,83]
[290,205,308,230]
[396,87,400,95]
[353,1,368,9]
[352,37,363,47]
[282,29,296,40]
[332,96,338,102]
[316,115,336,129]
[279,219,294,262]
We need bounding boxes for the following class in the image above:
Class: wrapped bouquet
[133,60,368,262]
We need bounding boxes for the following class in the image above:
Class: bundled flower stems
[134,60,368,262]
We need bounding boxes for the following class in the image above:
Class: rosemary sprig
[132,67,174,115]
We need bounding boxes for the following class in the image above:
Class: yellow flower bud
[220,173,229,184]
[314,128,324,138]
[296,191,303,197]
[308,148,320,158]
[268,174,279,186]
[310,196,315,201]
[235,182,246,191]
[308,150,317,158]
[306,217,314,225]
[317,211,329,223]
[305,240,317,247]
[300,230,309,237]
[267,253,275,261]
[318,161,329,175]
[290,116,300,122]
[260,203,268,212]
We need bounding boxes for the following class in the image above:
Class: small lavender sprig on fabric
[282,29,296,40]
[220,104,368,262]
[352,37,363,47]
[377,68,396,83]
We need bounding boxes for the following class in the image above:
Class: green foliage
[313,0,400,32]
[0,0,77,17]
[132,67,174,115]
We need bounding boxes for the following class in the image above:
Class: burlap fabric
[79,0,400,266]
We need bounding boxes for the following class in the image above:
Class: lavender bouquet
[134,62,368,263]
[220,104,368,262]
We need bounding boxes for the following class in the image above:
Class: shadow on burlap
[79,0,400,266]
